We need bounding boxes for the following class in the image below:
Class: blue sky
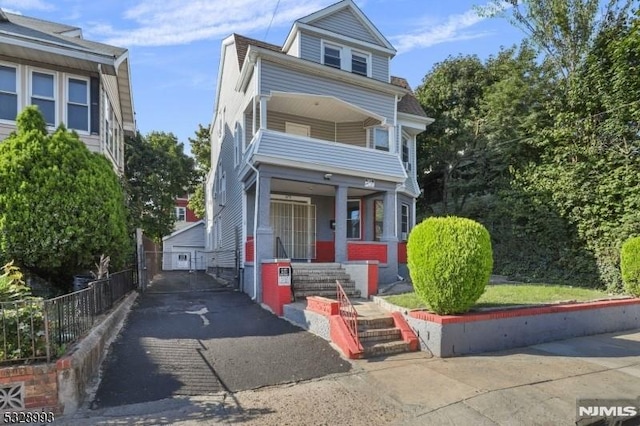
[1,0,524,154]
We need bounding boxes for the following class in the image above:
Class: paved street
[59,271,640,425]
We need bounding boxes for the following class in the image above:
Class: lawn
[383,284,613,311]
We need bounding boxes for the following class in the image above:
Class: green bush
[621,236,640,297]
[407,216,493,314]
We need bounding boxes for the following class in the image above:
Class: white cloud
[390,4,505,54]
[0,0,54,11]
[90,0,336,47]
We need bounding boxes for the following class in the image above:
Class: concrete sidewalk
[60,328,640,425]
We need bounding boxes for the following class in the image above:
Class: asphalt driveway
[92,271,351,408]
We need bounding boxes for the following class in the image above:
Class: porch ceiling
[271,179,376,197]
[267,91,384,124]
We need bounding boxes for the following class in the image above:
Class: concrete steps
[292,263,359,300]
[354,304,417,359]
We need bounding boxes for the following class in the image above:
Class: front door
[270,196,316,260]
[176,253,190,269]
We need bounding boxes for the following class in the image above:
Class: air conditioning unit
[403,161,411,171]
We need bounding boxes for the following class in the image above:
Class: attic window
[351,53,368,76]
[323,45,341,69]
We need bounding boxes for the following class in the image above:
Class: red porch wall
[245,237,254,263]
[315,241,335,262]
[347,242,387,263]
[398,242,407,263]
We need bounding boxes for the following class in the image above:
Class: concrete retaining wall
[373,296,640,357]
[283,303,331,341]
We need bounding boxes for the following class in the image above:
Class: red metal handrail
[336,280,359,346]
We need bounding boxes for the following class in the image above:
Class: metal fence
[0,269,137,365]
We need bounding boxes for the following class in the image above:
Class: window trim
[65,75,90,134]
[371,127,389,152]
[346,198,362,240]
[0,62,19,123]
[321,40,371,77]
[402,136,411,171]
[401,203,409,241]
[176,207,187,221]
[29,68,57,127]
[350,49,371,77]
[322,42,342,69]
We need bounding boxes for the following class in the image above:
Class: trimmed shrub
[408,216,493,314]
[621,236,640,297]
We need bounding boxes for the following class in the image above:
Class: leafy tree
[187,124,211,219]
[125,131,197,241]
[0,107,130,284]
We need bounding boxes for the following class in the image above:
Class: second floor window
[323,45,341,69]
[351,53,368,76]
[402,137,410,171]
[31,71,55,126]
[67,78,89,132]
[0,65,17,121]
[401,204,409,241]
[373,128,389,152]
[176,207,186,221]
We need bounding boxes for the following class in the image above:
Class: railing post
[43,301,51,363]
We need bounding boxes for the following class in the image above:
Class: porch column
[334,185,348,263]
[381,189,398,280]
[255,175,273,302]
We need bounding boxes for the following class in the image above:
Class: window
[402,136,410,171]
[220,171,227,205]
[104,94,114,155]
[323,44,341,69]
[374,200,384,241]
[373,128,389,152]
[0,65,18,121]
[401,204,409,241]
[67,77,89,131]
[347,199,361,239]
[176,207,186,221]
[214,218,222,248]
[234,122,242,167]
[351,52,368,76]
[31,71,55,126]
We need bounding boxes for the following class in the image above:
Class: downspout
[248,162,260,301]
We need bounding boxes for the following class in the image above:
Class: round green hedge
[621,236,640,297]
[407,216,493,314]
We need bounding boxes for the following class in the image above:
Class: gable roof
[391,76,427,118]
[296,0,394,51]
[162,220,205,242]
[233,33,281,69]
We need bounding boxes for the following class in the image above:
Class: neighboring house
[205,0,433,300]
[0,9,135,172]
[162,220,206,271]
[174,194,199,231]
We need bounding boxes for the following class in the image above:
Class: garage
[162,221,206,271]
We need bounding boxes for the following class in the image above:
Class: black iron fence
[0,269,137,365]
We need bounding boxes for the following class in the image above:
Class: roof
[233,34,281,69]
[391,76,427,118]
[162,220,205,242]
[1,11,127,58]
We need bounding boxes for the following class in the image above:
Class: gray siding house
[206,0,433,300]
[0,9,135,172]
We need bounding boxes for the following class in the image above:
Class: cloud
[390,3,507,54]
[0,0,54,11]
[89,0,337,47]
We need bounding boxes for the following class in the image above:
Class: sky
[1,0,525,155]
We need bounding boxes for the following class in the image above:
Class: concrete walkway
[60,327,640,425]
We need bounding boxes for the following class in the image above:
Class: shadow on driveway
[93,272,351,409]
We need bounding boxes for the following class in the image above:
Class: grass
[383,284,614,311]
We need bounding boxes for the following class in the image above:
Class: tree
[187,124,211,219]
[125,131,197,241]
[0,107,130,284]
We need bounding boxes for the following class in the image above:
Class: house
[0,9,135,172]
[205,0,433,301]
[162,220,207,271]
[174,194,200,231]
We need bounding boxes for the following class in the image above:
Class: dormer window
[351,52,368,76]
[323,44,341,69]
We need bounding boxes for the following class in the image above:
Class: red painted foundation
[391,312,419,351]
[261,260,292,316]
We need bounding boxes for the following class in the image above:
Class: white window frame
[322,42,342,69]
[321,40,371,77]
[65,75,90,133]
[0,62,19,123]
[346,199,361,240]
[285,121,310,137]
[176,207,186,221]
[234,121,242,167]
[29,68,57,127]
[368,127,389,152]
[220,171,227,205]
[402,136,411,171]
[401,203,410,241]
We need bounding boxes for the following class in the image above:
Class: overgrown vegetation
[416,2,640,291]
[621,237,640,297]
[0,107,131,286]
[407,217,493,314]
